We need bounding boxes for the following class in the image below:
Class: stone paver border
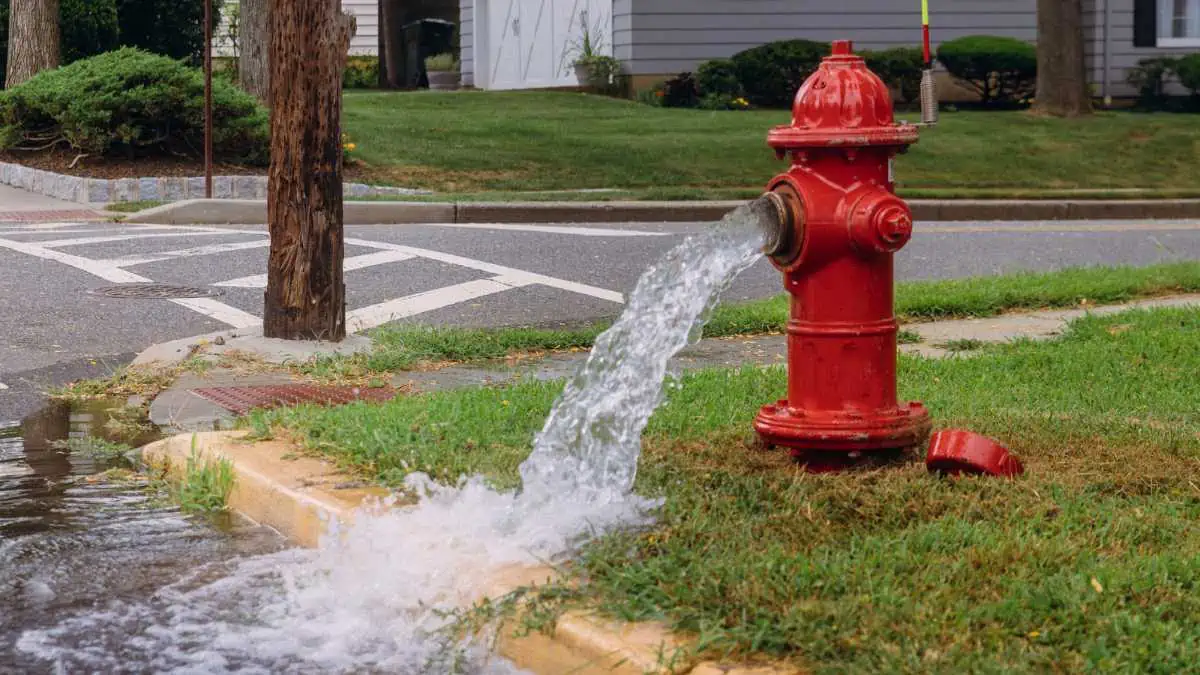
[0,160,429,204]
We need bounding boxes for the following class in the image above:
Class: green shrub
[863,46,924,103]
[731,39,829,108]
[0,48,267,163]
[937,35,1036,105]
[0,0,120,78]
[1176,54,1200,96]
[1127,57,1181,108]
[116,0,224,64]
[697,58,742,98]
[344,56,380,89]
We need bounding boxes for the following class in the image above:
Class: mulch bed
[0,148,381,183]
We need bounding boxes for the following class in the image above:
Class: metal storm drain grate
[88,283,225,299]
[191,385,398,415]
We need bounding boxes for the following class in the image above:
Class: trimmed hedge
[697,58,742,98]
[1177,54,1200,95]
[731,39,829,108]
[863,47,924,103]
[937,35,1036,105]
[0,48,267,163]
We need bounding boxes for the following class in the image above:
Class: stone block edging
[141,431,798,675]
[0,160,428,204]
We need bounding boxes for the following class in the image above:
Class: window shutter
[1133,0,1157,47]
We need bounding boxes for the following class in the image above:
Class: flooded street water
[0,403,286,674]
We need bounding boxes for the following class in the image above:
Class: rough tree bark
[1033,0,1093,117]
[263,1,356,341]
[240,0,271,105]
[379,0,407,88]
[5,0,59,88]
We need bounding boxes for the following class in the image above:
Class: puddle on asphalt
[1,399,286,671]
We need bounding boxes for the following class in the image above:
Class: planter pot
[427,71,459,91]
[574,63,590,86]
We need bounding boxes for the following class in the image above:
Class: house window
[1160,0,1200,46]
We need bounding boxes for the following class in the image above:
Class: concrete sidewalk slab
[121,197,1200,225]
[0,183,89,211]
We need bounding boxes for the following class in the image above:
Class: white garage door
[478,0,612,90]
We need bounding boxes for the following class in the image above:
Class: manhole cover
[88,283,224,299]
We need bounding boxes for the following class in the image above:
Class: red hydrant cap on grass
[926,429,1024,478]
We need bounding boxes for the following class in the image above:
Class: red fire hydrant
[755,40,931,468]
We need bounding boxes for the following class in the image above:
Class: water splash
[17,203,772,673]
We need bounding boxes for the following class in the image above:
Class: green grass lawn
[343,91,1200,197]
[297,261,1200,378]
[252,306,1200,672]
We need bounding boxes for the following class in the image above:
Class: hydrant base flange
[754,400,932,453]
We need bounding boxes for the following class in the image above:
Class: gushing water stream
[15,203,773,673]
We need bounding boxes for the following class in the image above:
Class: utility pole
[203,0,213,198]
[263,0,355,341]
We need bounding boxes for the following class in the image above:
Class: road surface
[1,216,1197,422]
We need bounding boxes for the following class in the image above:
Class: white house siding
[459,0,1198,96]
[1090,0,1199,97]
[616,0,1036,76]
[213,1,381,57]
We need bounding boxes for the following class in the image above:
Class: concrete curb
[142,431,798,674]
[121,197,1200,225]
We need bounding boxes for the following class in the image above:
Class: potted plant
[424,53,459,91]
[567,12,619,91]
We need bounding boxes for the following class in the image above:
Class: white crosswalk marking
[0,221,629,336]
[346,274,534,333]
[103,239,272,267]
[214,250,417,289]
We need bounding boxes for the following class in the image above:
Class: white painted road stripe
[213,249,417,289]
[104,239,272,267]
[0,237,152,283]
[169,298,261,328]
[33,232,239,248]
[345,238,625,304]
[0,236,264,329]
[409,223,671,237]
[346,274,533,333]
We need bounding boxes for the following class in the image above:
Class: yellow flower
[344,143,357,151]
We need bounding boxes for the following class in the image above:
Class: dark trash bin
[402,18,456,88]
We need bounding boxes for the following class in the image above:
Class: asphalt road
[1,217,1198,422]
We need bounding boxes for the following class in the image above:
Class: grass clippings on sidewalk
[253,306,1200,672]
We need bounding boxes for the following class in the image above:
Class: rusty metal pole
[203,0,214,198]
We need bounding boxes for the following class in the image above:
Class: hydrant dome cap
[768,41,919,150]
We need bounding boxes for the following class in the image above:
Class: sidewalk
[0,184,108,221]
[146,294,1200,431]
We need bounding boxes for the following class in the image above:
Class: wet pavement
[1,217,1198,422]
[0,401,285,673]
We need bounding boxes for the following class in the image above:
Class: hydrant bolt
[753,40,932,466]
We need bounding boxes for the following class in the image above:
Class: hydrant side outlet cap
[926,429,1025,478]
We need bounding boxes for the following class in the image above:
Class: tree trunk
[263,1,355,341]
[1033,0,1092,117]
[5,0,59,88]
[380,0,407,88]
[240,0,271,105]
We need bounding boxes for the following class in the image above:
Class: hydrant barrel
[754,40,931,465]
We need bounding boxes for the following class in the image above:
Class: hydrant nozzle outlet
[757,188,804,264]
